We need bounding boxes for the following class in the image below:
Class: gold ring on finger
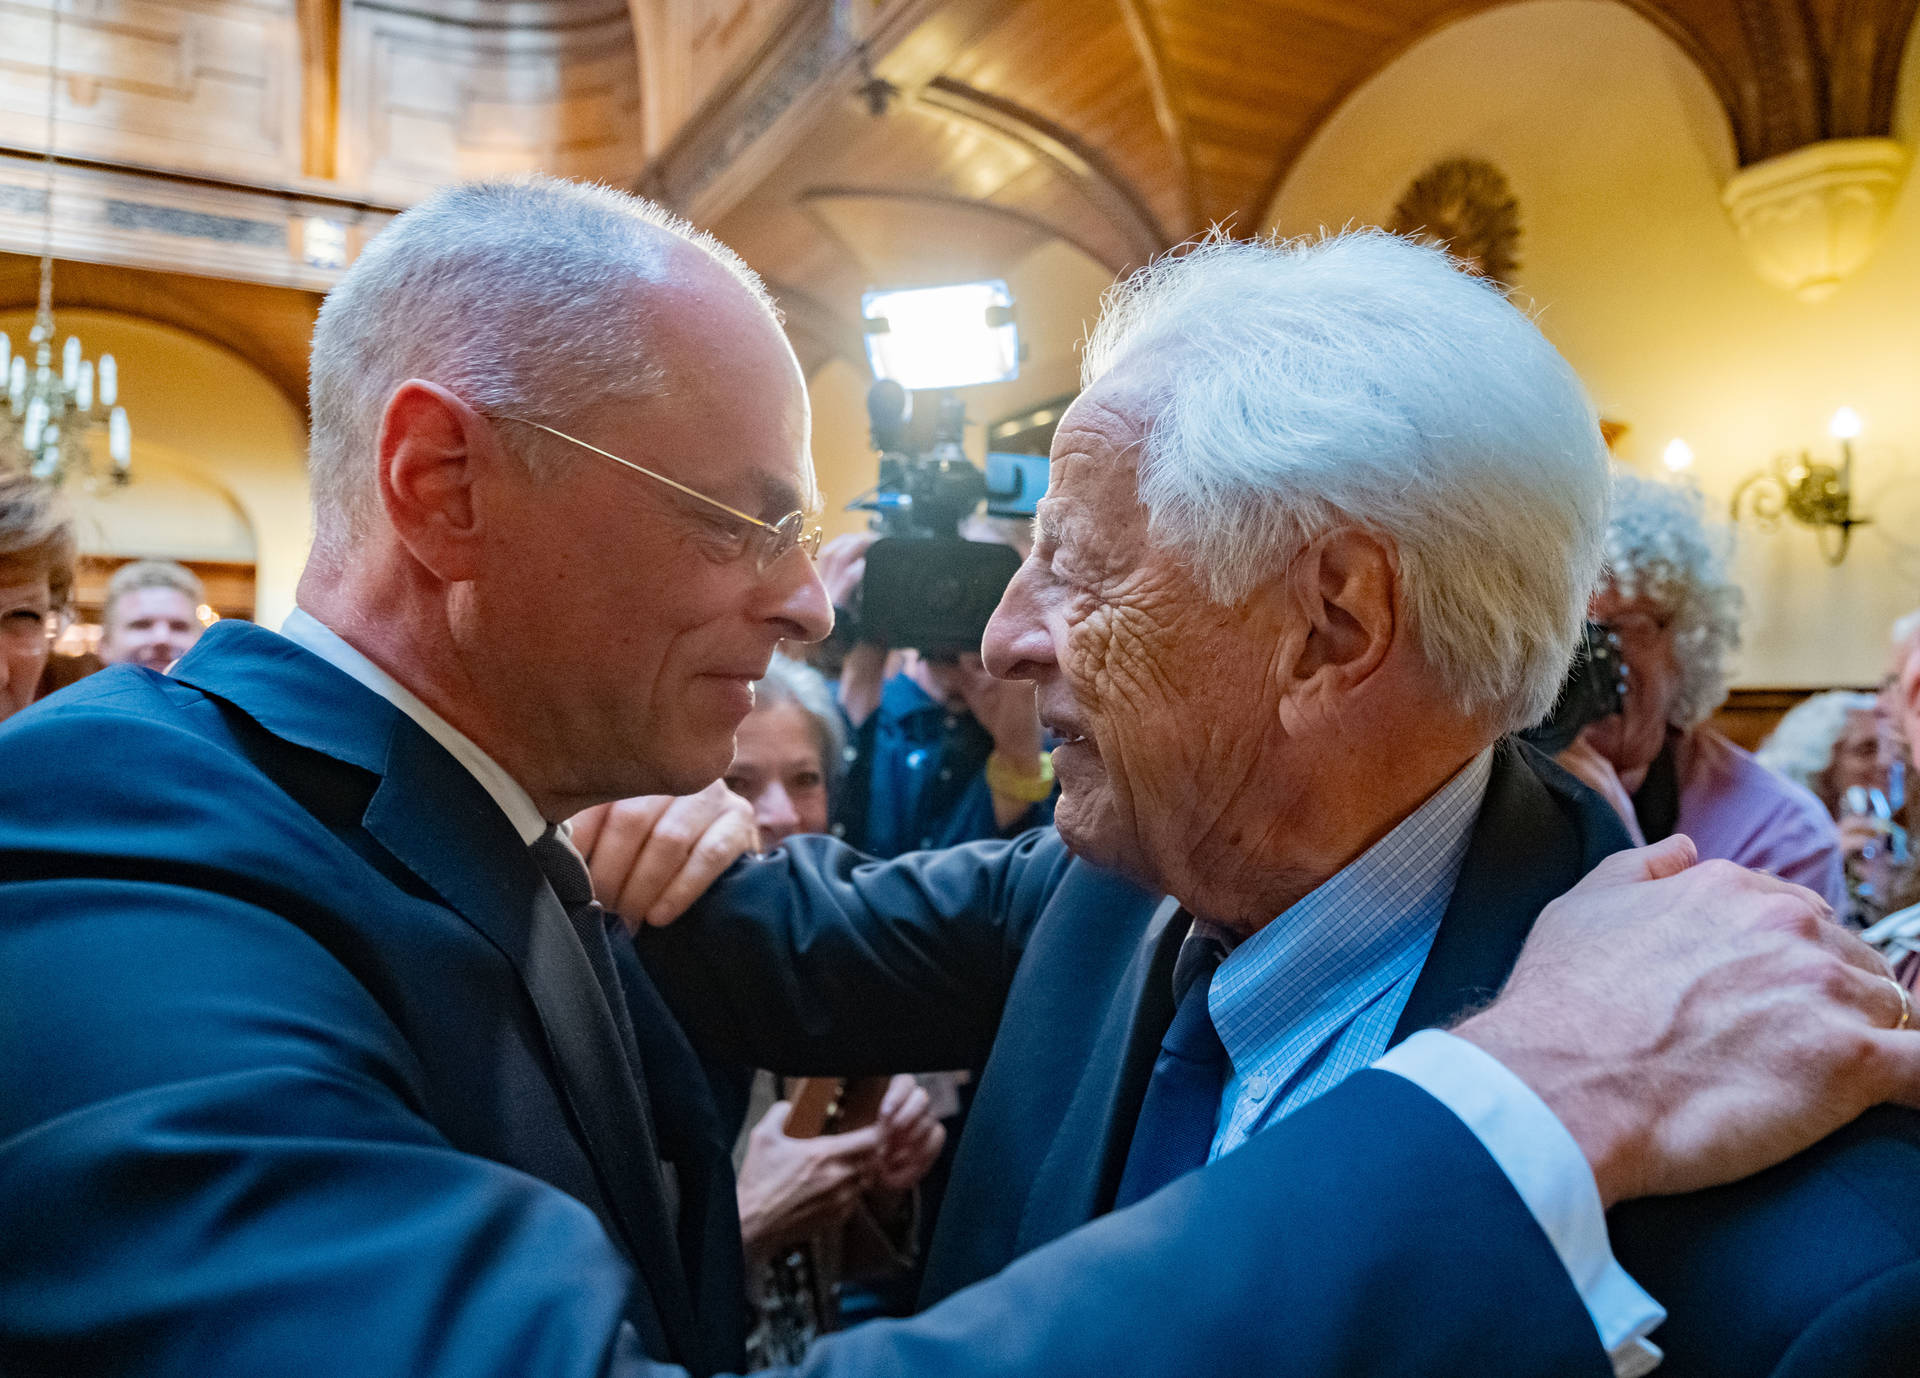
[1882,975,1913,1031]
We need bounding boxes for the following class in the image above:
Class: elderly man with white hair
[3,181,1917,1378]
[630,234,1920,1376]
[1566,474,1847,910]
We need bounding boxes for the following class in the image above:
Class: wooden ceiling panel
[943,2,1190,234]
[668,0,1920,387]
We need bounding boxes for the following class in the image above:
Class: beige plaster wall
[1265,0,1920,687]
[0,308,312,627]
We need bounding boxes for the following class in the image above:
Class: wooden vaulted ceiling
[3,0,1915,399]
[654,0,1919,377]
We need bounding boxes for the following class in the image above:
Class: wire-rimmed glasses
[492,414,823,574]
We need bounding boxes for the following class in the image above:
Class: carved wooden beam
[0,150,397,292]
[1631,0,1920,164]
[636,0,1027,226]
[1115,0,1199,237]
[1826,0,1920,139]
[297,0,341,181]
[798,183,1123,283]
[915,76,1170,269]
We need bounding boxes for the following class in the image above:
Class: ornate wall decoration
[1720,137,1911,303]
[1388,156,1521,286]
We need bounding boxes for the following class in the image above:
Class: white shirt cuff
[1375,1029,1666,1378]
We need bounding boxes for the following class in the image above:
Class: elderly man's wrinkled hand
[1456,834,1920,1208]
[567,781,757,931]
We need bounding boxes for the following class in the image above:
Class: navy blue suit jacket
[641,744,1920,1377]
[2,623,1620,1377]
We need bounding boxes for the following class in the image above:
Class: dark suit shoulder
[1611,1105,1920,1376]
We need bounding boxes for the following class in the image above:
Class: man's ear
[376,380,498,583]
[1281,528,1397,701]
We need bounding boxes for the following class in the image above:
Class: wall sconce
[1729,408,1869,565]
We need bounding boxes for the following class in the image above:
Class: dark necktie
[1113,933,1230,1209]
[528,825,644,1078]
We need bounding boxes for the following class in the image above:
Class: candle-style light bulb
[61,335,80,388]
[98,354,117,408]
[22,396,47,452]
[7,356,23,411]
[0,332,10,380]
[109,406,131,468]
[1663,438,1695,473]
[75,359,93,412]
[1830,407,1864,441]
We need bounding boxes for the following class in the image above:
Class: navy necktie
[1114,933,1230,1209]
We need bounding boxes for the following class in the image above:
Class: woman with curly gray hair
[1569,472,1845,909]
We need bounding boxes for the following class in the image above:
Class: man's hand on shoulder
[1456,834,1920,1207]
[568,781,758,931]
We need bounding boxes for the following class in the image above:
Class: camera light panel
[862,281,1020,391]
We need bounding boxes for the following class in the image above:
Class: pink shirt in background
[1674,727,1848,913]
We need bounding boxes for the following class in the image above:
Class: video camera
[845,379,1048,659]
[1519,621,1629,754]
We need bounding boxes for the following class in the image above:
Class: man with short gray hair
[3,182,1915,1378]
[98,557,205,671]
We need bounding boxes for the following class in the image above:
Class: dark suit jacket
[642,742,1920,1377]
[0,622,1619,1378]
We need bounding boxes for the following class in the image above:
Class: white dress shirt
[280,607,550,846]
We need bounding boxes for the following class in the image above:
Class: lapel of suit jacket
[1015,892,1189,1253]
[171,622,703,1364]
[1391,741,1608,1042]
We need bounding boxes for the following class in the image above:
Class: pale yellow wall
[1265,0,1920,688]
[0,308,312,627]
[804,236,1114,539]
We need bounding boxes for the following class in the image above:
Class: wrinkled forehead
[1048,367,1162,486]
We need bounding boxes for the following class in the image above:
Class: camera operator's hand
[568,782,758,930]
[1454,836,1920,1208]
[817,531,879,612]
[817,532,889,728]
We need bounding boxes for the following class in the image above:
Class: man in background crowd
[0,469,73,725]
[4,178,1916,1378]
[1565,472,1847,909]
[818,518,1054,856]
[97,558,206,671]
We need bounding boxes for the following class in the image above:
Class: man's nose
[982,561,1053,682]
[766,550,835,645]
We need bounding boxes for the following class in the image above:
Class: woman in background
[0,471,74,727]
[722,654,945,1368]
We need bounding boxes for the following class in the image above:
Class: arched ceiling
[2,0,1915,397]
[642,0,1918,373]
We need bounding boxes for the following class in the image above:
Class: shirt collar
[280,607,550,845]
[1202,746,1495,1065]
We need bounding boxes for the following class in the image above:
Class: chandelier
[0,0,130,489]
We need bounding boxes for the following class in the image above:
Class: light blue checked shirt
[1187,745,1663,1376]
[1201,747,1493,1157]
